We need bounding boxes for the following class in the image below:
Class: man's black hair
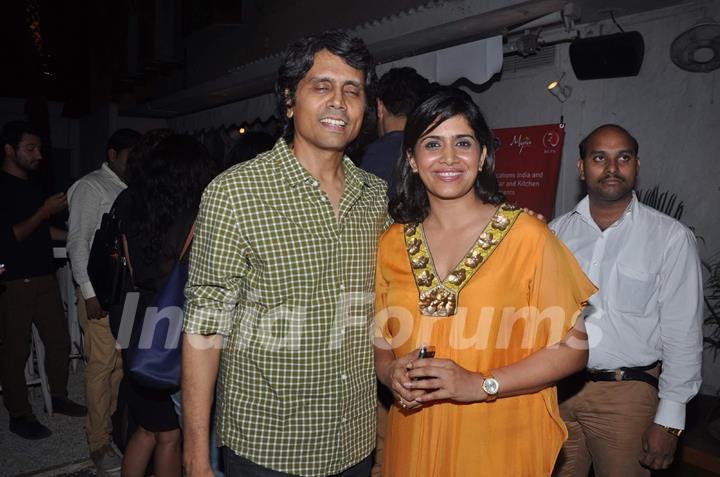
[107,128,141,152]
[377,67,431,117]
[1,120,42,149]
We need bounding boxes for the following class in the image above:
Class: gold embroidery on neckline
[404,203,522,317]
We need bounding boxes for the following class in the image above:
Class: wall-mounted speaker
[570,31,645,80]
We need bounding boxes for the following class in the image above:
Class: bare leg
[153,428,182,477]
[121,426,156,477]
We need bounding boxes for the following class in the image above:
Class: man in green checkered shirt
[182,31,388,477]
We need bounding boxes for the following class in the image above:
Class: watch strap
[662,426,683,437]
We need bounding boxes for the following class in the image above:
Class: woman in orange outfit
[374,88,596,477]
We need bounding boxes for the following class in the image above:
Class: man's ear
[3,144,14,159]
[107,148,117,164]
[284,88,294,118]
[577,158,585,180]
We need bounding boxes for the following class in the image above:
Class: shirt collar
[572,191,638,226]
[275,137,368,190]
[101,162,125,186]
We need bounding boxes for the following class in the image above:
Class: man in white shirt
[67,128,140,473]
[550,124,703,476]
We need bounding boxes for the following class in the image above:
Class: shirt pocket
[612,263,656,316]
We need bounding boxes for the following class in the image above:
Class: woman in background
[116,134,216,477]
[374,88,596,476]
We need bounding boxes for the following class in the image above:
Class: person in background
[67,128,140,472]
[115,134,217,477]
[551,124,703,476]
[0,120,87,440]
[221,131,276,170]
[374,88,595,476]
[360,67,430,197]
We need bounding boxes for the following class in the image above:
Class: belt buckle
[614,369,625,381]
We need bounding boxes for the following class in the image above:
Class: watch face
[483,377,499,395]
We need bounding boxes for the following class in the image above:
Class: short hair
[1,120,42,149]
[377,67,431,117]
[579,124,639,158]
[107,128,141,152]
[275,30,377,143]
[389,87,504,224]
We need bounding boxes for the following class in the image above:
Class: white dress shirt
[67,163,126,300]
[550,193,703,429]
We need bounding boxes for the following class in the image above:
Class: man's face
[108,147,131,181]
[578,127,639,204]
[5,133,43,173]
[288,49,366,155]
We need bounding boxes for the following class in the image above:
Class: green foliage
[704,254,720,361]
[637,185,685,220]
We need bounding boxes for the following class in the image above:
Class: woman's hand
[380,349,427,410]
[404,358,487,404]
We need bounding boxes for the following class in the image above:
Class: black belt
[587,361,660,389]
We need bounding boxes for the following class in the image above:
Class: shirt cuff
[79,281,96,300]
[654,399,686,430]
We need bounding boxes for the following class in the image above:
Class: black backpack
[87,205,129,310]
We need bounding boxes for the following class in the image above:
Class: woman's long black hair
[128,134,217,261]
[389,87,504,224]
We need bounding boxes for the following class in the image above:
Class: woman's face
[408,114,487,203]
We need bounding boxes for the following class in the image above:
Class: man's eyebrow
[308,76,363,88]
[588,148,635,155]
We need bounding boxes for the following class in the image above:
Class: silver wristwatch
[482,375,500,402]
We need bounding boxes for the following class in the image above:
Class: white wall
[471,2,720,394]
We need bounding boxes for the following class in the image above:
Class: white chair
[28,323,54,416]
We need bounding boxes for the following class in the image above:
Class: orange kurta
[375,213,596,477]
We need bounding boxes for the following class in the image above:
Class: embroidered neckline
[404,203,522,317]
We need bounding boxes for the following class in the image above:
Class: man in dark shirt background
[0,120,86,440]
[359,67,430,197]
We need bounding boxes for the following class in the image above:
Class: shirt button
[339,283,345,291]
[312,180,319,187]
[342,417,348,423]
[341,373,347,380]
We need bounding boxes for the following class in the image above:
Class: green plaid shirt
[184,139,388,476]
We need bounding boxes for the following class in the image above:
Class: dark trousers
[223,450,372,477]
[0,275,70,417]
